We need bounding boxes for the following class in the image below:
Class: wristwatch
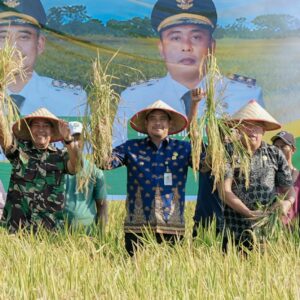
[64,136,74,145]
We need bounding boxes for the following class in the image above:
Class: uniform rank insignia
[4,0,20,8]
[51,80,82,93]
[176,0,193,10]
[228,74,257,87]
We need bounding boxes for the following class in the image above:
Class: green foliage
[252,14,300,37]
[47,5,90,29]
[46,5,300,39]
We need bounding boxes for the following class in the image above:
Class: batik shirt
[109,137,192,235]
[2,139,71,232]
[223,142,293,240]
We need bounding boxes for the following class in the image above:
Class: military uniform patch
[228,74,257,87]
[129,78,159,90]
[51,80,83,94]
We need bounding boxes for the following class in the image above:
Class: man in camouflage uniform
[0,107,80,232]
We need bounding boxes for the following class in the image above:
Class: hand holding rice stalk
[83,52,120,169]
[189,53,251,192]
[252,196,285,241]
[0,40,25,146]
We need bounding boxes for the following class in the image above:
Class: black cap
[0,0,46,27]
[151,0,217,33]
[271,131,296,148]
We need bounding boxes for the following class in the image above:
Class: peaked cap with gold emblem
[13,108,64,142]
[151,0,217,33]
[229,100,281,131]
[130,100,188,135]
[0,0,46,27]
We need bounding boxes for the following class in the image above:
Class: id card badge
[164,172,173,186]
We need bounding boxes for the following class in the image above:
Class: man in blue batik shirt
[103,100,192,256]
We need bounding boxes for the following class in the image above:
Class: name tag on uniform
[164,172,172,186]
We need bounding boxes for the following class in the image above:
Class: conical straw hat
[130,100,188,135]
[229,100,281,131]
[12,108,63,142]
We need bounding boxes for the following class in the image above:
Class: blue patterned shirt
[110,137,192,235]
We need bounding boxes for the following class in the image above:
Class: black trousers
[221,233,254,253]
[125,232,183,256]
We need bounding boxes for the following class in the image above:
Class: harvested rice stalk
[252,196,284,241]
[188,89,205,179]
[0,40,25,146]
[189,115,205,179]
[189,53,251,193]
[78,53,120,192]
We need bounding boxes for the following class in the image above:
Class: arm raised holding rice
[1,107,81,233]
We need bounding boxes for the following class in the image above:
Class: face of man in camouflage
[30,118,53,149]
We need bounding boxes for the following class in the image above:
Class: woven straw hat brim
[12,108,63,142]
[227,118,281,131]
[228,100,281,131]
[130,101,188,135]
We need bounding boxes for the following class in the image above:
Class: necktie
[10,94,25,110]
[181,91,191,116]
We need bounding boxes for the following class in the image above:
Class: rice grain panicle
[78,52,120,192]
[0,40,25,145]
[190,53,251,194]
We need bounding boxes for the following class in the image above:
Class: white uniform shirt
[113,73,264,146]
[7,71,86,116]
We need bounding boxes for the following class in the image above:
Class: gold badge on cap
[4,0,20,8]
[176,0,193,10]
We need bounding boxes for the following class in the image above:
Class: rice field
[0,201,299,299]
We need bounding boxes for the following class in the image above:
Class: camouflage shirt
[2,138,71,232]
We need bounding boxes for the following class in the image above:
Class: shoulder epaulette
[52,80,83,92]
[129,78,159,90]
[228,74,257,87]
